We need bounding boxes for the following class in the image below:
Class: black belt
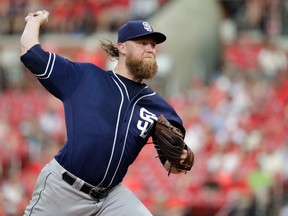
[62,172,109,200]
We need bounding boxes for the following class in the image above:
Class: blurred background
[1,0,288,215]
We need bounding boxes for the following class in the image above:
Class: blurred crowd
[0,0,169,35]
[219,0,288,38]
[1,0,288,216]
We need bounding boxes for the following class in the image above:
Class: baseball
[25,10,49,24]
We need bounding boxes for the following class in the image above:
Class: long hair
[100,39,119,60]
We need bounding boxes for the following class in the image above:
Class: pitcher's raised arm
[20,10,49,56]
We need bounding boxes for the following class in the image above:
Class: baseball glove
[155,114,194,176]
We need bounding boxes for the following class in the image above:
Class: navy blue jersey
[21,44,185,189]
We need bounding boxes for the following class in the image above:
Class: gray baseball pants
[23,158,152,216]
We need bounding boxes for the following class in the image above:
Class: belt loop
[73,178,84,190]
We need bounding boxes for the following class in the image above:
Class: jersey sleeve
[148,96,186,165]
[20,44,83,100]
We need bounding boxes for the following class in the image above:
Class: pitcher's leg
[24,165,51,215]
[24,163,100,216]
[98,184,152,216]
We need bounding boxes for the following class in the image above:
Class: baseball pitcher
[20,10,194,216]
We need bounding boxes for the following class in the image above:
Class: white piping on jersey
[112,70,130,100]
[34,52,56,79]
[107,91,156,188]
[96,77,124,187]
[112,71,150,99]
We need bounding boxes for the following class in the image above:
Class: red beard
[126,53,158,81]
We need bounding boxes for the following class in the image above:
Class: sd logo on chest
[137,108,157,138]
